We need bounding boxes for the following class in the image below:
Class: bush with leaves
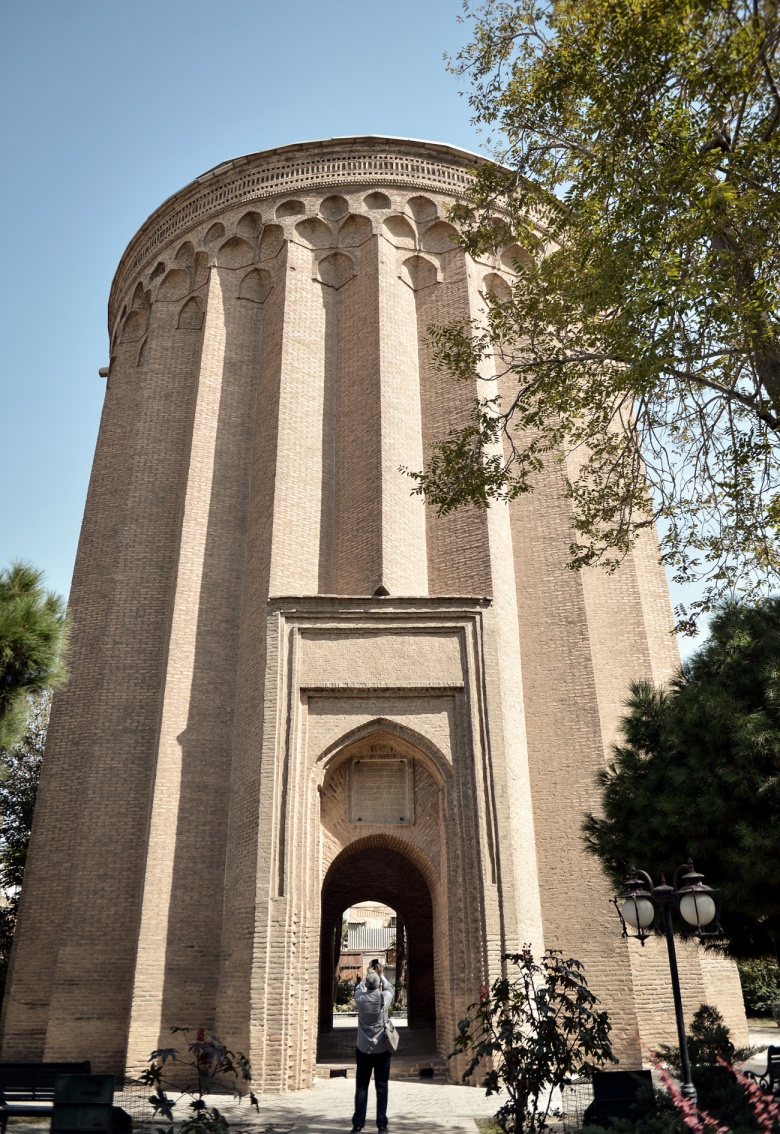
[738,957,780,1018]
[140,1027,258,1134]
[335,978,356,1010]
[569,1053,780,1134]
[657,1005,737,1074]
[450,947,616,1134]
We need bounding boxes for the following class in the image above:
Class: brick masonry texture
[0,137,748,1088]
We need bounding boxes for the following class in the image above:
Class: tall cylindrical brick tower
[1,137,746,1087]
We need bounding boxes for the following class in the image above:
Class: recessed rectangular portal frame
[244,596,546,1092]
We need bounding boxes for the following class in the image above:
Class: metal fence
[560,1077,594,1133]
[113,1081,157,1134]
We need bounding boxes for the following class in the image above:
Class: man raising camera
[351,959,394,1133]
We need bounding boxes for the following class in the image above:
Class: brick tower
[1,137,746,1087]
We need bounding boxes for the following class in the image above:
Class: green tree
[582,597,780,963]
[0,561,67,749]
[416,0,780,631]
[0,695,47,1000]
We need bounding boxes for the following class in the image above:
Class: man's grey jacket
[354,976,394,1053]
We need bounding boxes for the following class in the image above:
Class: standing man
[351,960,394,1132]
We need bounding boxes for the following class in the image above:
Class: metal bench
[745,1045,780,1095]
[0,1063,91,1134]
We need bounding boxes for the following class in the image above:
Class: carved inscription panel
[349,748,414,826]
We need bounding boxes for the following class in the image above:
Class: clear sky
[0,0,700,655]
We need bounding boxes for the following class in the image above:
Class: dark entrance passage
[318,841,436,1034]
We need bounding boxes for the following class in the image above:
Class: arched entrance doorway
[318,839,435,1034]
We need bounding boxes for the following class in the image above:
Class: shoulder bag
[383,989,400,1052]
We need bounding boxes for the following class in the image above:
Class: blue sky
[0,0,700,654]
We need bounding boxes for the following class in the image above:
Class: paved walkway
[196,1078,497,1134]
[216,1023,780,1134]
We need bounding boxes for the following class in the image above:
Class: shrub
[656,1003,756,1076]
[738,958,780,1018]
[335,978,356,1006]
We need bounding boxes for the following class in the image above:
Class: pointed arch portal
[318,840,435,1034]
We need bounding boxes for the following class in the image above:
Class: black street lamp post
[613,859,722,1104]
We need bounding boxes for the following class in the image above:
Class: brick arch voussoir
[314,718,451,789]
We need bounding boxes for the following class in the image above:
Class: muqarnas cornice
[109,136,484,327]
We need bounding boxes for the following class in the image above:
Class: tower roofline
[109,135,495,327]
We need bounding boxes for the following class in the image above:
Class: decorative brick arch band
[109,136,485,327]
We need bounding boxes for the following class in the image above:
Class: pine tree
[0,695,47,1000]
[583,598,780,963]
[0,562,67,750]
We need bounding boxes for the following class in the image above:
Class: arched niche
[237,211,263,241]
[120,309,147,344]
[500,243,531,273]
[258,224,285,260]
[318,837,437,1034]
[204,222,225,248]
[217,236,254,269]
[177,295,204,330]
[382,215,415,249]
[131,282,150,311]
[364,191,390,210]
[400,255,438,291]
[174,241,195,268]
[407,195,437,222]
[320,194,349,220]
[295,217,333,249]
[482,271,512,302]
[338,214,373,247]
[239,268,273,304]
[157,268,191,301]
[486,215,512,248]
[315,719,451,789]
[318,252,354,290]
[420,221,459,254]
[193,251,209,289]
[276,199,306,218]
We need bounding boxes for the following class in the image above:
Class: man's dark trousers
[352,1046,391,1130]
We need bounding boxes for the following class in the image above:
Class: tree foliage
[0,695,47,1001]
[737,956,780,1015]
[0,562,67,749]
[450,947,616,1133]
[415,0,780,631]
[583,598,780,963]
